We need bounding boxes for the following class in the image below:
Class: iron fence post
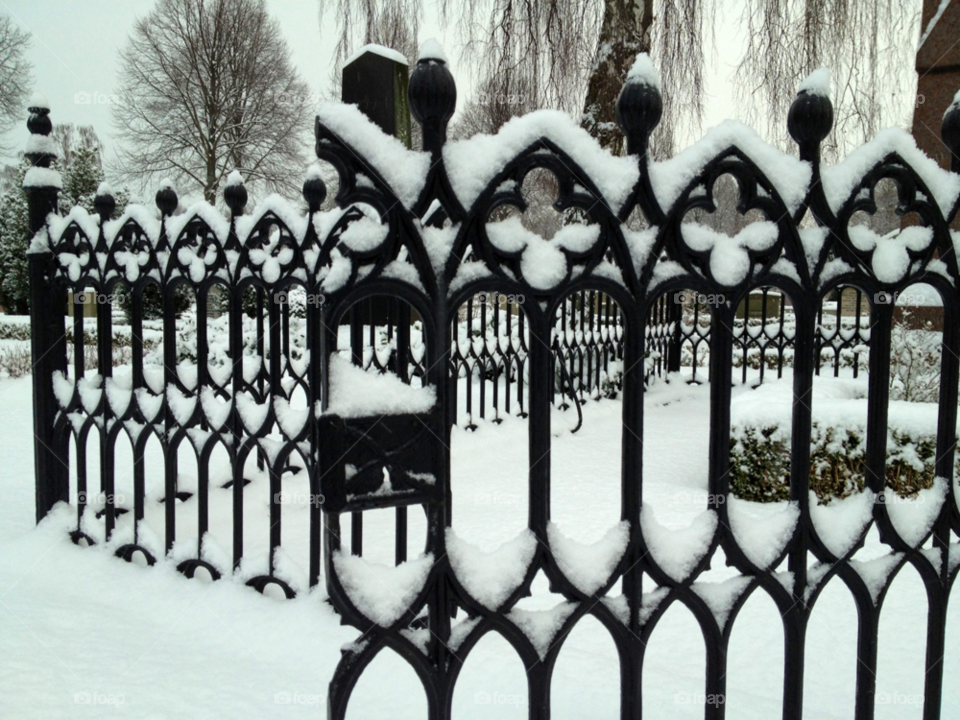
[24,98,67,523]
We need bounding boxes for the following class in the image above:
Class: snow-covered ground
[1,373,958,719]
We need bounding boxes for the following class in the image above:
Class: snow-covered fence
[23,47,960,720]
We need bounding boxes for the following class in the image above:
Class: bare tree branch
[0,16,32,153]
[111,0,311,203]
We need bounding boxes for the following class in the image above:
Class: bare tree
[323,0,422,88]
[320,0,423,150]
[113,0,311,202]
[737,0,919,159]
[50,124,102,168]
[0,16,32,153]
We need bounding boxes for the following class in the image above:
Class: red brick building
[912,0,960,168]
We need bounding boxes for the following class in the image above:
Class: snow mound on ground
[547,521,629,595]
[446,528,537,610]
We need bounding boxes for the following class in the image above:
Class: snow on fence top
[25,54,960,302]
[22,54,960,301]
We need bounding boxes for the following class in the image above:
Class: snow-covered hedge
[729,379,950,503]
[730,422,943,503]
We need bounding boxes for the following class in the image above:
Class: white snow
[547,521,629,595]
[25,134,58,156]
[165,201,231,245]
[810,489,875,558]
[235,392,269,433]
[418,38,447,64]
[625,53,661,91]
[848,224,932,283]
[103,204,162,247]
[797,68,831,97]
[0,346,956,717]
[446,529,537,610]
[443,110,640,215]
[48,207,102,263]
[484,216,600,290]
[947,88,960,118]
[822,127,960,216]
[507,601,578,659]
[883,477,947,546]
[77,375,102,414]
[332,551,434,626]
[28,91,50,109]
[345,43,409,67]
[324,354,435,418]
[235,194,310,245]
[692,576,753,631]
[52,371,74,409]
[649,121,811,215]
[273,396,309,438]
[850,553,903,605]
[316,102,430,210]
[199,387,232,430]
[919,0,952,49]
[726,498,799,569]
[640,506,717,582]
[680,220,778,286]
[165,385,196,426]
[24,166,62,189]
[896,282,943,307]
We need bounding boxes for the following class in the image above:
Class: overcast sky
[3,0,920,189]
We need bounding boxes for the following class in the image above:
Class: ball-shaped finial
[942,91,960,171]
[223,170,247,216]
[94,182,116,221]
[302,164,327,214]
[408,39,456,154]
[155,180,178,217]
[26,92,52,137]
[788,70,834,150]
[617,55,663,156]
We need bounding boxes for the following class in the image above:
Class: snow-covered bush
[889,312,941,403]
[0,321,30,341]
[729,421,942,503]
[0,344,31,377]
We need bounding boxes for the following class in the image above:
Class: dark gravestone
[341,46,412,327]
[341,45,412,149]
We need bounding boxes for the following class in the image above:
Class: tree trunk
[581,0,654,155]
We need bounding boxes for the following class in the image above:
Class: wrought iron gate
[24,49,960,720]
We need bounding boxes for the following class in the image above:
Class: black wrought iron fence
[24,47,960,720]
